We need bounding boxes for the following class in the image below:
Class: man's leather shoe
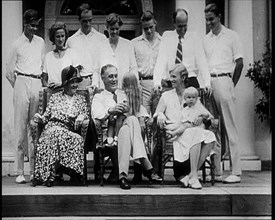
[150,172,162,183]
[145,169,162,183]
[120,178,131,190]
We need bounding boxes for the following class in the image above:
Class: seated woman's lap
[35,126,84,182]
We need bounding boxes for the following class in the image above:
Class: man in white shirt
[203,3,244,183]
[153,8,211,95]
[104,13,138,89]
[92,64,162,189]
[131,11,161,115]
[66,3,108,90]
[131,11,162,179]
[6,9,45,184]
[92,64,127,183]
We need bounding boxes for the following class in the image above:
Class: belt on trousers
[81,74,93,79]
[211,73,231,78]
[17,72,41,79]
[139,75,153,80]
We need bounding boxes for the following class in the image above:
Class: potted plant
[246,40,271,124]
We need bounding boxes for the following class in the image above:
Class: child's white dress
[174,100,216,161]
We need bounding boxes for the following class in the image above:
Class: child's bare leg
[107,116,116,145]
[114,114,126,145]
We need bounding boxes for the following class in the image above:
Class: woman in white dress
[154,63,216,189]
[42,22,79,90]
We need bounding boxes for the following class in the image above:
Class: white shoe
[205,175,223,182]
[16,175,26,184]
[188,178,202,190]
[179,175,189,188]
[223,175,241,184]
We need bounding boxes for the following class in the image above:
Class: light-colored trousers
[13,76,41,175]
[210,76,242,176]
[140,79,154,115]
[118,116,152,179]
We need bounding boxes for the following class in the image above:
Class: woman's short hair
[49,22,68,44]
[183,86,199,99]
[140,10,156,23]
[105,13,123,28]
[170,63,189,78]
[204,3,221,16]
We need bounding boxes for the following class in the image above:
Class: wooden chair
[158,89,220,185]
[30,87,90,186]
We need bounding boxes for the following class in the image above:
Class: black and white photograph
[2,0,271,219]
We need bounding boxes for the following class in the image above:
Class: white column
[252,0,271,162]
[228,0,261,170]
[2,0,23,175]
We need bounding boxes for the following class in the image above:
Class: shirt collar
[139,32,161,42]
[77,28,96,37]
[104,88,118,96]
[173,30,188,40]
[210,25,226,37]
[22,32,37,42]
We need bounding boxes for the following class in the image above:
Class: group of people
[6,2,244,190]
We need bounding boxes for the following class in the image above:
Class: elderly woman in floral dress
[33,65,89,187]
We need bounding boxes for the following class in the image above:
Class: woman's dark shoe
[70,172,83,183]
[55,173,64,182]
[31,178,42,187]
[45,176,55,187]
[46,180,54,187]
[120,178,131,190]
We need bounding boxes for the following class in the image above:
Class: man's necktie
[175,35,183,64]
[112,92,117,103]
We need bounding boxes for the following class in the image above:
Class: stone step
[2,190,271,217]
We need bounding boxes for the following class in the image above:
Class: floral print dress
[34,91,89,183]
